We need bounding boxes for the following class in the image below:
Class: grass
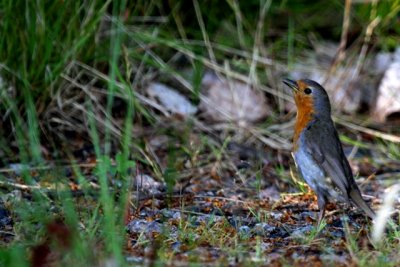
[0,0,399,266]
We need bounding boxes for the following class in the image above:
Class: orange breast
[293,93,314,150]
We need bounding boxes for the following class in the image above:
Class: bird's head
[282,78,331,117]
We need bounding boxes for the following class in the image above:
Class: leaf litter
[1,138,398,266]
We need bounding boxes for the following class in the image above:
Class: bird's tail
[349,189,375,219]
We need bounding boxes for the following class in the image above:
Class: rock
[195,215,224,225]
[253,223,276,236]
[374,51,395,74]
[258,187,281,202]
[126,219,162,235]
[200,72,270,125]
[160,209,181,220]
[0,203,12,228]
[133,174,164,195]
[268,211,283,221]
[373,47,400,122]
[171,241,182,252]
[238,225,251,237]
[146,221,162,233]
[290,225,314,239]
[146,82,197,116]
[9,163,30,175]
[253,223,288,238]
[127,219,148,233]
[125,256,144,264]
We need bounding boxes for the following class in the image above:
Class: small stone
[146,82,198,116]
[146,221,162,234]
[0,204,11,228]
[172,211,182,220]
[127,219,148,233]
[269,211,283,221]
[133,174,164,195]
[253,223,276,236]
[126,219,162,235]
[238,225,251,237]
[290,225,314,239]
[126,256,144,264]
[171,241,181,252]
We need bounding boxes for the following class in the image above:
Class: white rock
[134,174,164,194]
[200,72,270,124]
[146,82,197,116]
[373,48,400,122]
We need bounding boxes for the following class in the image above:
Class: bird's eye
[304,88,312,94]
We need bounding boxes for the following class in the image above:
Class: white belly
[292,146,326,193]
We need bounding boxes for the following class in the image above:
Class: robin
[282,78,375,225]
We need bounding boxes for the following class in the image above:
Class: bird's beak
[282,78,298,91]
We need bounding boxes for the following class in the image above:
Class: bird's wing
[302,118,353,196]
[304,118,375,218]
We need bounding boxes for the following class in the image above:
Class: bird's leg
[316,196,326,227]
